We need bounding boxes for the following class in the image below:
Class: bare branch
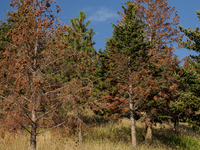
[37,119,68,135]
[0,94,31,113]
[136,115,146,123]
[26,64,34,73]
[21,112,34,124]
[42,84,69,96]
[43,59,91,80]
[0,84,31,103]
[9,129,30,135]
[36,86,90,121]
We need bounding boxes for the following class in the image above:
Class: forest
[0,0,200,150]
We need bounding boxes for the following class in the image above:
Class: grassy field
[0,117,199,150]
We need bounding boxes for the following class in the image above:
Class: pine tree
[176,10,200,132]
[114,0,182,140]
[51,11,97,144]
[55,11,96,83]
[142,51,180,137]
[179,10,200,54]
[0,1,93,149]
[68,11,95,54]
[68,11,96,144]
[100,2,153,148]
[170,58,200,133]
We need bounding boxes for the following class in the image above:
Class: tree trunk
[78,119,83,145]
[174,115,179,133]
[146,33,153,142]
[145,115,152,141]
[30,30,38,150]
[128,56,137,149]
[130,104,137,149]
[30,121,37,150]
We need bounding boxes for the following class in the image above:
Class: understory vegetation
[0,117,200,150]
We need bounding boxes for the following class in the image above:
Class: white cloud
[82,6,94,12]
[87,7,119,23]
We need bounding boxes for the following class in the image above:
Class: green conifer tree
[51,11,97,144]
[68,11,96,144]
[173,13,200,131]
[170,58,200,132]
[68,11,95,54]
[99,2,153,148]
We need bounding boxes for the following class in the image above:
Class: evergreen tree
[179,10,200,55]
[170,58,200,132]
[100,2,153,148]
[175,12,200,132]
[51,11,97,144]
[118,0,182,139]
[67,11,96,144]
[68,11,96,55]
[54,11,96,83]
[99,0,182,141]
[143,52,180,136]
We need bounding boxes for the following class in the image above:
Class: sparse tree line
[0,0,200,150]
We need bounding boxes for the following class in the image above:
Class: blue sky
[0,0,200,63]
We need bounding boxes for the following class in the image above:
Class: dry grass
[0,117,199,150]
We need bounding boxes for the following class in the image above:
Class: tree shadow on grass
[94,121,200,150]
[68,116,200,150]
[150,127,199,150]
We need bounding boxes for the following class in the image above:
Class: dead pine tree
[0,0,94,150]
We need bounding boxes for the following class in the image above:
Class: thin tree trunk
[78,112,83,145]
[174,115,179,133]
[128,56,137,149]
[145,113,152,141]
[30,120,37,150]
[130,102,137,149]
[30,31,38,150]
[145,32,153,142]
[78,119,83,145]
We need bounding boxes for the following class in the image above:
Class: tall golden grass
[0,117,199,150]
